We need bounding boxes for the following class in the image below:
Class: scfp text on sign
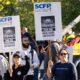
[35,3,51,9]
[0,17,12,22]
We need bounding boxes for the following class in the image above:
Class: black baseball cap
[13,53,21,58]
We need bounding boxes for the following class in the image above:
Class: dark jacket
[76,62,80,79]
[52,62,77,80]
[4,56,30,80]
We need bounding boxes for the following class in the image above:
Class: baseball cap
[13,52,21,58]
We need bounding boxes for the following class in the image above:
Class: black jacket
[4,56,30,80]
[52,62,77,80]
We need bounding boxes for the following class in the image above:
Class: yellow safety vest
[73,42,80,55]
[63,34,74,41]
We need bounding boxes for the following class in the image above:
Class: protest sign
[34,2,62,41]
[0,16,22,52]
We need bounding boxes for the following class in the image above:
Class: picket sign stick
[9,52,12,77]
[48,40,52,60]
[47,40,53,79]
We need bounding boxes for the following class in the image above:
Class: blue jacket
[52,62,77,80]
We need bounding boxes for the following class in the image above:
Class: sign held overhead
[34,2,62,41]
[0,16,22,53]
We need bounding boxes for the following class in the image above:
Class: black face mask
[22,43,29,48]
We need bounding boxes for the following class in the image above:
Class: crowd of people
[0,27,80,80]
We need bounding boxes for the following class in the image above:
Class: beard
[22,43,29,48]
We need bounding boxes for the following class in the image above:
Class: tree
[61,0,80,33]
[17,0,80,34]
[0,0,80,35]
[0,0,18,16]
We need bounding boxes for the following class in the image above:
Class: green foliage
[61,0,80,33]
[0,0,80,35]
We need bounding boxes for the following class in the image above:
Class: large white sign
[0,16,22,52]
[34,2,62,41]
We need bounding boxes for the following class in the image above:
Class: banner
[0,16,22,52]
[34,2,62,41]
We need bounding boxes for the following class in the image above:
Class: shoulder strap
[30,48,34,64]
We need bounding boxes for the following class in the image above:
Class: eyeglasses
[60,53,67,56]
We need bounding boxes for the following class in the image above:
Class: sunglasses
[60,53,67,56]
